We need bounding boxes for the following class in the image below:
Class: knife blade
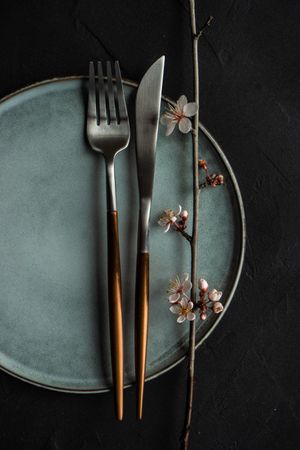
[135,56,165,419]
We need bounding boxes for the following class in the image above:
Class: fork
[87,61,130,421]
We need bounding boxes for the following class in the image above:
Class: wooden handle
[107,211,123,421]
[135,251,149,419]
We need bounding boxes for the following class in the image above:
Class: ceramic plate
[0,78,245,392]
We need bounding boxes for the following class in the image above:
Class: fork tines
[88,61,127,126]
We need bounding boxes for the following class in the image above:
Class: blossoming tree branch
[156,2,224,449]
[159,100,224,324]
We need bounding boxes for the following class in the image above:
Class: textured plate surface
[0,78,245,392]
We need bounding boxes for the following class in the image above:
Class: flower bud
[217,174,224,184]
[198,278,208,292]
[181,210,189,220]
[199,159,207,170]
[208,289,222,302]
[213,302,223,314]
[171,216,177,223]
[200,312,207,321]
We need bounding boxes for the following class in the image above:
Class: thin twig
[179,230,193,243]
[173,223,193,243]
[181,2,210,449]
[195,15,214,40]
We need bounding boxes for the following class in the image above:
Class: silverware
[87,61,130,421]
[135,56,165,419]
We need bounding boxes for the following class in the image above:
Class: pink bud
[171,216,177,223]
[181,210,189,220]
[213,302,224,314]
[198,278,208,292]
[200,312,207,321]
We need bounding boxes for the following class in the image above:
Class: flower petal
[165,121,177,136]
[169,293,180,303]
[160,114,173,125]
[179,117,192,134]
[183,102,198,117]
[170,304,181,314]
[182,272,189,282]
[187,311,196,321]
[176,205,182,216]
[187,301,194,311]
[177,95,188,111]
[177,314,186,323]
[182,279,192,292]
[164,223,171,233]
[180,297,188,308]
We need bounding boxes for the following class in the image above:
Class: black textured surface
[0,1,299,449]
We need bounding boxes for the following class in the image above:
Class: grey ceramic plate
[0,78,245,392]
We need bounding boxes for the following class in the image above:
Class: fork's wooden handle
[135,251,149,420]
[107,211,123,421]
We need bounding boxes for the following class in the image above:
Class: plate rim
[0,76,246,393]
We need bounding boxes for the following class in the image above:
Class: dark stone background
[0,0,299,449]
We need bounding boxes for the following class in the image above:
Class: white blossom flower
[168,273,192,303]
[212,301,224,314]
[169,297,195,323]
[160,95,197,136]
[158,205,182,232]
[208,289,223,302]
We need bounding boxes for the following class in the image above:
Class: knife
[135,56,165,419]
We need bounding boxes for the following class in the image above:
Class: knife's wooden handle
[107,211,123,421]
[135,251,149,420]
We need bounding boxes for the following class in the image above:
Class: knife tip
[157,55,165,65]
[150,55,165,71]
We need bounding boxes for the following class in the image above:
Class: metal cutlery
[87,61,130,421]
[135,56,165,419]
